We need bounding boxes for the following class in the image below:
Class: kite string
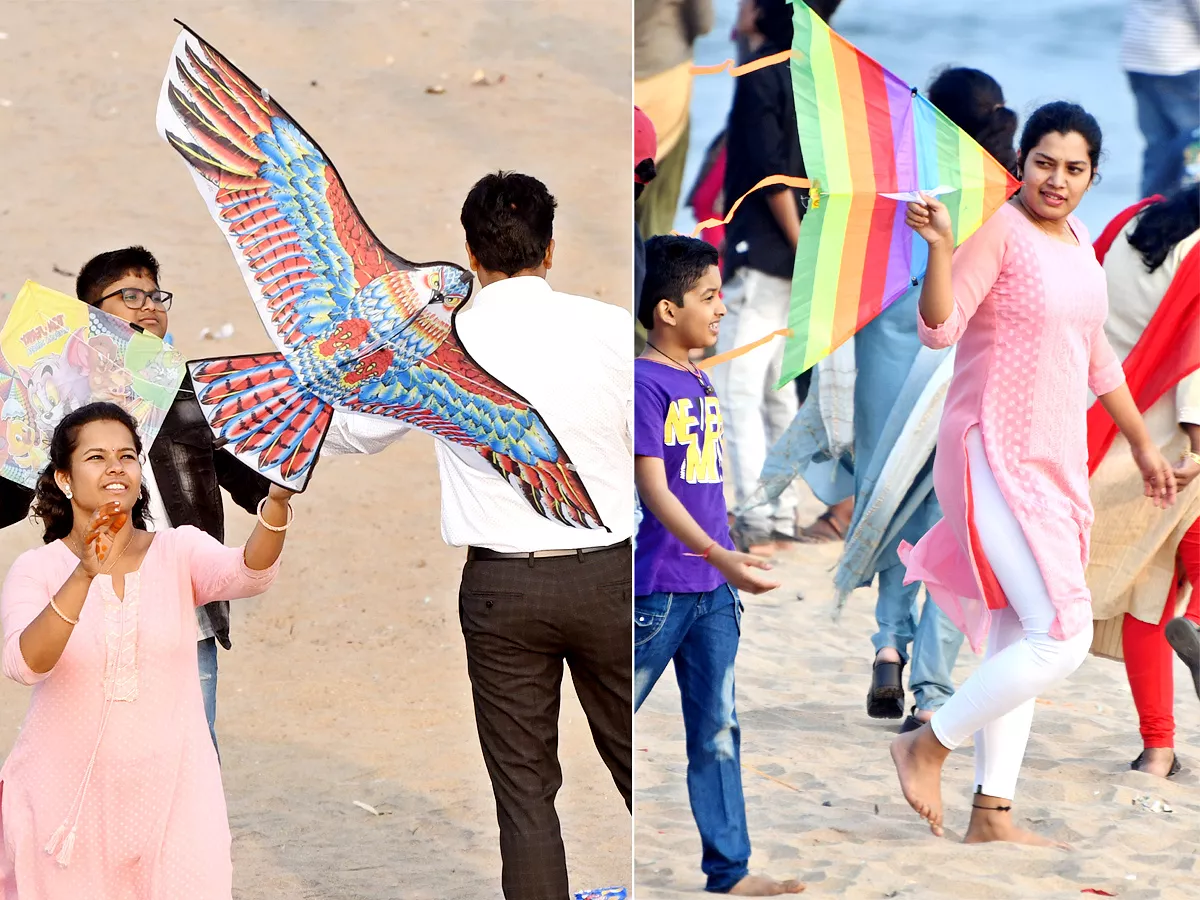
[689,49,794,77]
[684,174,813,237]
[697,329,792,370]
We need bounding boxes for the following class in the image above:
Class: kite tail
[188,353,332,491]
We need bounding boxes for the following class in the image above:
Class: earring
[63,487,73,500]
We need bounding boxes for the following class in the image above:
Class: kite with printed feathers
[156,23,603,530]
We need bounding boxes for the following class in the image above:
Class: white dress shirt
[322,276,634,552]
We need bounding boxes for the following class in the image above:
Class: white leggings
[929,427,1092,800]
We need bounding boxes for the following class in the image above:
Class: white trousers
[930,427,1092,800]
[711,268,799,536]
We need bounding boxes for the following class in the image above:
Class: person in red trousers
[1087,184,1200,778]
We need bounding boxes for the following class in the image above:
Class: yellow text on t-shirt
[663,395,724,485]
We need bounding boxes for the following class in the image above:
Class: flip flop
[1165,617,1200,702]
[730,523,776,556]
[1130,750,1181,778]
[867,659,905,719]
[898,706,926,734]
[794,509,847,544]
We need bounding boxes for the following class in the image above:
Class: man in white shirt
[1121,0,1200,196]
[323,171,632,900]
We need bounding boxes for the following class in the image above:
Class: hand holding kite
[156,23,604,530]
[904,194,954,247]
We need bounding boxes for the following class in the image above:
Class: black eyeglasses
[96,287,173,312]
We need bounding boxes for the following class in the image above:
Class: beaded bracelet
[1184,450,1200,467]
[49,598,79,626]
[257,497,294,532]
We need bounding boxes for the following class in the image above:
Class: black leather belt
[467,538,631,562]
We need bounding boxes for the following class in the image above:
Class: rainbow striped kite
[696,2,1020,385]
[784,0,1020,382]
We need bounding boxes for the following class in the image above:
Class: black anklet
[972,803,1012,812]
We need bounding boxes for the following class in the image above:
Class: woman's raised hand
[905,195,954,248]
[78,500,128,577]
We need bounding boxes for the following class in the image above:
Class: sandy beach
[635,487,1200,899]
[0,2,632,897]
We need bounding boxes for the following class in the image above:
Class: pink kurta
[900,202,1126,653]
[0,526,279,899]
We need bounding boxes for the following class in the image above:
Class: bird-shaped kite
[156,23,603,529]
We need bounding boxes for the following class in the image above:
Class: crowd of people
[634,0,1199,893]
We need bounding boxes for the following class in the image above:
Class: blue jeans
[1128,70,1200,197]
[198,637,219,757]
[634,584,748,894]
[871,564,964,712]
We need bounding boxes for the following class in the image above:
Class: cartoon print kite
[0,281,186,488]
[693,0,1021,385]
[156,23,604,529]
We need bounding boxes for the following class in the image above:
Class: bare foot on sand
[963,803,1072,850]
[728,874,806,895]
[890,724,949,836]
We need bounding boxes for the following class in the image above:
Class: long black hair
[928,68,1018,175]
[31,402,152,544]
[1127,185,1200,273]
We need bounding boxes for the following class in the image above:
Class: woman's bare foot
[890,724,949,836]
[727,874,806,895]
[1133,747,1177,778]
[963,802,1072,850]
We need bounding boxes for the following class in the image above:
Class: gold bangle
[256,497,294,532]
[1184,450,1200,467]
[49,598,79,626]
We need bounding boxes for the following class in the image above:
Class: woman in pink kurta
[0,402,293,898]
[890,102,1177,847]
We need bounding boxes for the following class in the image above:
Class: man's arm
[740,69,802,249]
[320,410,412,457]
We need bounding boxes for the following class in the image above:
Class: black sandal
[898,706,926,734]
[1130,750,1181,778]
[867,659,905,719]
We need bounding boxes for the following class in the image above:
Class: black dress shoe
[1165,617,1200,702]
[867,659,905,719]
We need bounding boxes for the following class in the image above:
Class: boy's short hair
[76,246,160,306]
[460,172,556,277]
[638,235,719,330]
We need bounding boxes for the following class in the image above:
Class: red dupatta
[1087,198,1200,475]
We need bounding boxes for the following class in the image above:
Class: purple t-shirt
[634,358,734,596]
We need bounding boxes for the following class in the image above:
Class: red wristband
[700,541,717,560]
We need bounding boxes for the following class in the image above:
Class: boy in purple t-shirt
[634,235,803,896]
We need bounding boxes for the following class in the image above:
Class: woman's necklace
[71,530,133,574]
[1016,193,1075,244]
[645,340,715,396]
